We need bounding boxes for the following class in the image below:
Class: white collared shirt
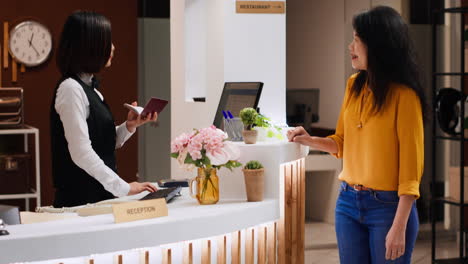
[54,73,131,197]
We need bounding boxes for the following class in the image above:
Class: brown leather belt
[347,182,373,191]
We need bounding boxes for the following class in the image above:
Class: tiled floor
[305,222,460,264]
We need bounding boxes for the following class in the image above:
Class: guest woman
[288,6,426,263]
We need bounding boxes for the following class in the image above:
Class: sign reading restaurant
[236,1,285,14]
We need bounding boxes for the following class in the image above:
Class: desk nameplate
[112,198,168,223]
[236,1,285,14]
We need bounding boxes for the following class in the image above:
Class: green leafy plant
[239,107,285,139]
[244,160,264,170]
[254,114,284,139]
[240,109,272,129]
[254,114,271,128]
[240,107,258,130]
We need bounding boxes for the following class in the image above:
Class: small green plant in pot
[240,107,259,144]
[253,114,285,141]
[242,160,265,202]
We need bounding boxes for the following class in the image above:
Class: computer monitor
[286,88,320,129]
[213,82,263,129]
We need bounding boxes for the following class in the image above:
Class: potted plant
[170,126,242,205]
[240,107,259,144]
[242,160,265,202]
[253,114,285,142]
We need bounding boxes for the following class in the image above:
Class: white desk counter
[0,190,278,263]
[0,142,308,264]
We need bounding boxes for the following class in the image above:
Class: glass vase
[190,168,219,205]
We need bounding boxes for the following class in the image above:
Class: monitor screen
[213,82,263,129]
[286,88,319,128]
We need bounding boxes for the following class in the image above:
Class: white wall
[223,1,286,124]
[184,0,209,101]
[287,0,346,129]
[170,0,286,178]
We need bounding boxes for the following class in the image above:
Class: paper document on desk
[20,212,79,224]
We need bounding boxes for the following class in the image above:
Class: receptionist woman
[50,11,157,207]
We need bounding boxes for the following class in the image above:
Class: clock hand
[28,33,34,47]
[30,43,40,57]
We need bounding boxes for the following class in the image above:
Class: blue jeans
[335,182,419,264]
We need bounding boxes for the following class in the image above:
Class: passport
[124,97,168,117]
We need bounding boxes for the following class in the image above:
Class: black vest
[50,76,117,207]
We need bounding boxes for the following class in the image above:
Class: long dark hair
[57,11,112,78]
[352,6,428,121]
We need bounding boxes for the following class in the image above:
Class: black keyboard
[139,187,182,203]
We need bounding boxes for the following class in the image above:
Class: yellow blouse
[328,74,424,198]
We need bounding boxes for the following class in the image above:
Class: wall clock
[8,20,52,67]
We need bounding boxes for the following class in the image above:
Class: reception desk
[0,142,308,264]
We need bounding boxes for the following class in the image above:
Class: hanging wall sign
[236,1,285,14]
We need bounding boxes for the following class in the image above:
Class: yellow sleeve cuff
[327,135,343,159]
[398,181,420,199]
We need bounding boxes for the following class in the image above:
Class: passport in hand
[124,97,168,117]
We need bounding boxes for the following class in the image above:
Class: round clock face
[9,21,52,67]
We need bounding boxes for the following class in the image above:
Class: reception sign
[236,1,285,14]
[113,198,168,223]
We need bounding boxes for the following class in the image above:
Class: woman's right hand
[126,101,158,133]
[287,126,339,154]
[287,126,312,145]
[128,181,158,195]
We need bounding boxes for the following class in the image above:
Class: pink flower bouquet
[170,125,242,171]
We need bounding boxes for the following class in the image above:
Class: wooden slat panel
[11,58,17,82]
[267,222,277,264]
[217,236,226,264]
[231,231,241,264]
[245,228,254,264]
[3,22,8,69]
[258,226,267,264]
[202,240,211,264]
[278,216,285,264]
[285,163,293,263]
[183,243,193,264]
[291,162,298,264]
[298,158,306,264]
[0,43,2,86]
[277,165,287,264]
[20,63,25,73]
[117,254,123,264]
[162,248,172,264]
[144,250,150,264]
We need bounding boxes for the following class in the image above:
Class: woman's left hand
[385,224,406,260]
[126,101,158,133]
